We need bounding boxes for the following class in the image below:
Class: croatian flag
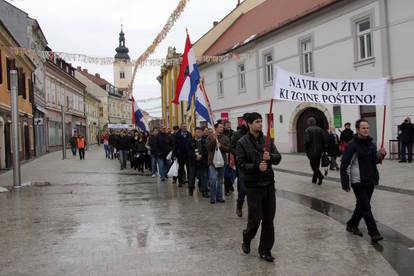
[172,33,200,111]
[132,97,147,132]
[195,82,215,126]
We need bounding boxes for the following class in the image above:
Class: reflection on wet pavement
[277,189,414,276]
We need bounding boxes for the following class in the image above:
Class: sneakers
[151,174,156,178]
[217,199,225,203]
[371,234,384,243]
[259,252,275,262]
[346,225,363,237]
[236,207,243,218]
[241,241,250,254]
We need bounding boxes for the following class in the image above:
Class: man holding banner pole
[236,112,281,262]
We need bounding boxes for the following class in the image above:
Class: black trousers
[401,142,413,161]
[243,185,276,254]
[178,158,191,185]
[79,148,85,160]
[309,158,323,181]
[348,185,379,236]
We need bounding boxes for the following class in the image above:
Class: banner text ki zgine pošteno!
[273,68,388,106]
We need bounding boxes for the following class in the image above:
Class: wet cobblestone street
[0,147,413,275]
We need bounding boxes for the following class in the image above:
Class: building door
[296,108,329,152]
[360,106,377,143]
[24,125,30,160]
[4,122,11,169]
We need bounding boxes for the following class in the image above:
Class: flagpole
[265,99,274,151]
[380,105,387,163]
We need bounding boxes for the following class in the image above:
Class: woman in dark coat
[327,127,340,170]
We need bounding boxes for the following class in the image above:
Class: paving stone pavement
[0,146,413,275]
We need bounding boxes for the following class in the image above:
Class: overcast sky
[11,0,238,116]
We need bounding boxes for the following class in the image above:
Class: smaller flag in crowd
[132,97,147,132]
[195,81,215,126]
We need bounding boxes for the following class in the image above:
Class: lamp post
[10,70,21,187]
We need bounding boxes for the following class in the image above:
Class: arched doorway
[296,108,329,152]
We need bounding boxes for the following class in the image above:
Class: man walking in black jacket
[236,112,281,262]
[189,127,209,197]
[118,131,131,170]
[231,113,250,217]
[304,117,327,185]
[173,123,193,187]
[155,126,172,182]
[340,119,386,243]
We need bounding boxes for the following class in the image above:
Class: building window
[264,53,273,85]
[217,72,224,98]
[356,18,372,61]
[120,72,125,79]
[300,39,313,74]
[238,64,246,92]
[6,58,14,91]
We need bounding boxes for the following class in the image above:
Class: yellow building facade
[0,20,36,169]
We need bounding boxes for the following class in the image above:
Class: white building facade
[199,0,414,153]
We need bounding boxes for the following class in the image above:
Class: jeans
[348,185,379,236]
[104,144,110,158]
[157,158,169,180]
[329,155,339,169]
[79,148,85,160]
[236,167,246,209]
[224,165,235,193]
[190,166,208,192]
[119,150,129,169]
[71,146,77,156]
[401,142,413,162]
[209,165,224,202]
[151,154,158,174]
[243,185,276,254]
[109,145,114,159]
[309,158,323,182]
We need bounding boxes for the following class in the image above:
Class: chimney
[95,73,100,78]
[237,0,241,6]
[77,66,81,71]
[83,69,88,73]
[213,21,219,27]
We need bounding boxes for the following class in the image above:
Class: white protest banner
[273,68,388,106]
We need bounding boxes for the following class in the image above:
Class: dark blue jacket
[173,131,193,161]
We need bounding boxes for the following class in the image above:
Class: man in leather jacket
[236,112,281,262]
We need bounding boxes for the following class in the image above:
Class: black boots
[371,234,384,243]
[236,207,242,218]
[259,252,275,262]
[241,241,250,254]
[346,225,363,237]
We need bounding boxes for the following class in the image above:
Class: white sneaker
[151,174,156,178]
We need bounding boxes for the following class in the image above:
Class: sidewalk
[276,153,414,193]
[1,148,413,193]
[0,145,120,190]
